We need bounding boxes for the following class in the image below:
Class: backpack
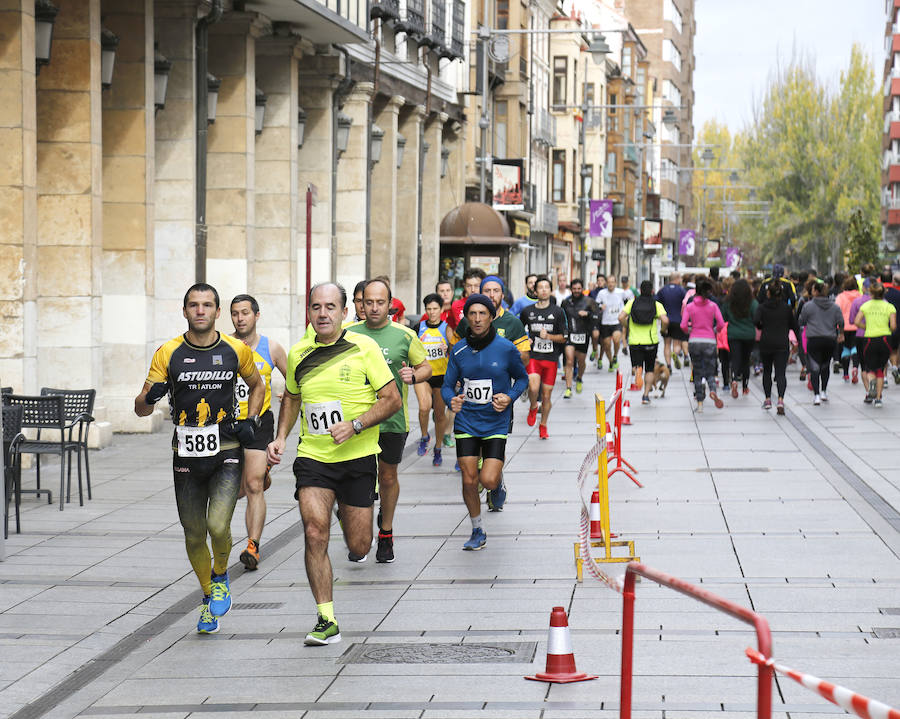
[630,296,656,325]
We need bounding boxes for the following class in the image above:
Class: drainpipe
[417,113,425,309]
[332,46,354,283]
[195,0,224,283]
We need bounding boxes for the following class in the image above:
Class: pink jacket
[680,296,725,340]
[835,290,860,332]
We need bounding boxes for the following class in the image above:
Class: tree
[846,208,881,272]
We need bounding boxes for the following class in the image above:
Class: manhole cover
[232,602,284,610]
[872,627,900,638]
[339,642,537,664]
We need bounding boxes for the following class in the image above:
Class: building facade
[883,0,900,256]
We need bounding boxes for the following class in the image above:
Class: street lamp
[396,134,406,168]
[255,89,267,135]
[370,123,384,165]
[335,111,352,155]
[440,146,450,178]
[100,29,119,89]
[297,108,307,148]
[34,0,58,75]
[206,73,220,124]
[153,46,172,112]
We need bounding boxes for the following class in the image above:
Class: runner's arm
[241,365,264,418]
[134,382,160,417]
[135,348,169,416]
[267,388,301,464]
[508,344,529,401]
[349,380,401,432]
[271,340,289,379]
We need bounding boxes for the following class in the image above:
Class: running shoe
[709,391,724,409]
[527,406,538,426]
[694,402,703,413]
[575,378,583,393]
[674,355,682,369]
[348,550,367,562]
[864,393,874,404]
[683,355,691,367]
[376,530,394,563]
[487,479,507,512]
[641,395,651,405]
[852,368,859,384]
[743,386,750,396]
[762,398,772,410]
[239,539,260,571]
[563,388,572,399]
[833,361,842,374]
[821,391,828,401]
[894,368,900,385]
[539,425,549,440]
[776,399,785,415]
[607,363,615,373]
[454,460,460,471]
[305,614,341,645]
[869,379,877,399]
[874,398,884,408]
[462,527,487,550]
[753,363,761,376]
[597,358,603,370]
[433,448,443,467]
[731,381,738,398]
[417,434,430,456]
[208,572,231,617]
[813,395,821,406]
[843,374,850,383]
[443,434,455,448]
[621,346,628,356]
[590,350,597,361]
[197,597,218,634]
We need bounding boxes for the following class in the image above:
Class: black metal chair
[3,405,25,538]
[1,394,69,510]
[41,388,96,502]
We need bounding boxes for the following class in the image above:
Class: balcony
[535,201,558,234]
[533,108,556,146]
[370,0,400,21]
[394,0,425,39]
[885,196,900,210]
[884,150,900,169]
[623,145,639,166]
[886,110,900,132]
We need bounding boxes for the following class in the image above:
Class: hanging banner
[491,159,524,211]
[678,229,696,256]
[725,247,742,269]
[642,219,662,250]
[589,199,613,238]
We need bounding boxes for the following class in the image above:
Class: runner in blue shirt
[655,272,688,370]
[442,294,528,550]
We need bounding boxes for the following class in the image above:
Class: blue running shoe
[454,460,460,472]
[462,527,487,550]
[487,479,507,512]
[417,434,430,456]
[433,448,442,466]
[197,597,219,634]
[209,572,231,617]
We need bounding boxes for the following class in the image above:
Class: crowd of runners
[132,261,897,644]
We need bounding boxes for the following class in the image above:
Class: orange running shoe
[240,539,260,570]
[527,406,538,426]
[539,425,549,440]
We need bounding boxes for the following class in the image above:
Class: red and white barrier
[589,490,603,539]
[525,606,597,684]
[747,648,900,719]
[621,399,632,425]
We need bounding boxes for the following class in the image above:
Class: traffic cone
[621,399,632,425]
[589,491,603,539]
[525,606,597,683]
[605,421,615,455]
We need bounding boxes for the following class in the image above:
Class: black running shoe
[376,531,394,563]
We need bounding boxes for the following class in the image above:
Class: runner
[266,282,401,645]
[436,280,454,323]
[510,273,539,315]
[798,279,844,405]
[596,275,627,371]
[835,277,862,383]
[450,276,531,366]
[854,282,897,407]
[680,278,726,413]
[560,278,598,397]
[414,293,450,465]
[134,283,264,634]
[519,275,568,438]
[442,294,529,548]
[881,270,900,383]
[229,294,287,570]
[448,268,485,331]
[350,279,431,562]
[655,273,687,370]
[754,280,800,415]
[721,279,758,398]
[349,280,367,323]
[619,281,668,405]
[589,275,606,361]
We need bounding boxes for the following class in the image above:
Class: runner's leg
[242,449,268,548]
[298,486,336,604]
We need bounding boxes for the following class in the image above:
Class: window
[552,150,566,202]
[664,0,683,33]
[496,0,508,29]
[552,57,567,107]
[635,66,646,101]
[663,80,681,106]
[661,198,677,222]
[608,92,617,132]
[495,100,507,158]
[622,46,632,79]
[606,151,617,190]
[663,39,682,72]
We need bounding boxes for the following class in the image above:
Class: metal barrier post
[619,570,636,719]
[609,373,641,487]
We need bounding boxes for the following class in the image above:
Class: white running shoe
[820,391,828,401]
[813,395,821,406]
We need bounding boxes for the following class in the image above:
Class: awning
[557,220,581,234]
[512,219,530,238]
[440,202,514,245]
[439,236,522,246]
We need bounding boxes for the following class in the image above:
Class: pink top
[835,289,860,332]
[680,296,725,340]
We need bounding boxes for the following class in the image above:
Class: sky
[693,0,886,133]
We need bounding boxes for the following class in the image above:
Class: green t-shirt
[622,298,666,345]
[858,299,896,337]
[347,321,426,433]
[285,329,394,463]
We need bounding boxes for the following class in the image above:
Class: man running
[596,275,626,371]
[656,273,687,370]
[350,279,431,563]
[436,280,455,322]
[561,278,598,398]
[442,294,528,549]
[135,283,264,634]
[230,294,288,571]
[448,268,485,330]
[450,275,531,366]
[519,276,568,438]
[414,293,450,465]
[510,273,539,315]
[266,282,400,645]
[620,281,668,405]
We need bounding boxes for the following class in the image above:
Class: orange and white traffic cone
[605,422,615,455]
[525,606,597,683]
[589,491,603,539]
[621,400,632,425]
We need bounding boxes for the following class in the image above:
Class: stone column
[206,12,270,304]
[0,1,36,391]
[253,35,301,346]
[335,82,373,293]
[298,54,341,294]
[370,95,403,281]
[395,103,425,307]
[420,112,446,301]
[100,0,155,430]
[35,0,103,390]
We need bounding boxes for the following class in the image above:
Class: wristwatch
[352,419,364,434]
[249,414,261,430]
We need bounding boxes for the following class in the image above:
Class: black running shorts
[378,431,408,465]
[455,435,507,461]
[292,455,377,507]
[244,409,275,452]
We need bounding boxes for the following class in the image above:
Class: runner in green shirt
[348,278,430,563]
[619,280,668,406]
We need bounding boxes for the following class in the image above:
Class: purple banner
[724,247,742,269]
[678,229,696,256]
[589,199,613,238]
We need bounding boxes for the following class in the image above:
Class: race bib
[533,337,554,353]
[425,342,447,361]
[463,378,493,404]
[176,424,220,458]
[305,400,344,435]
[570,333,586,345]
[234,376,250,401]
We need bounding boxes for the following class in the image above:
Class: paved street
[2,356,900,719]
